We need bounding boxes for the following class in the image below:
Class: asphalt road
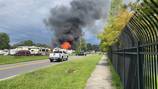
[0,56,78,80]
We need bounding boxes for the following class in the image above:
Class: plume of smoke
[45,0,109,49]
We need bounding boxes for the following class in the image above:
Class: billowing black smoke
[45,0,108,49]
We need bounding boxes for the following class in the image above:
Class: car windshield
[53,51,62,53]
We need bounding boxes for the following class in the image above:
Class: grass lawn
[109,59,123,89]
[0,56,48,65]
[157,76,158,89]
[0,54,102,89]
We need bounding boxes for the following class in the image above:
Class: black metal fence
[108,1,158,89]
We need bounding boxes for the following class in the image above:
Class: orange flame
[61,42,71,49]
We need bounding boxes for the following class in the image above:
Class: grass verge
[0,54,102,89]
[0,56,48,65]
[109,59,123,89]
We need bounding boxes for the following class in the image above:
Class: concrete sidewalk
[85,55,113,89]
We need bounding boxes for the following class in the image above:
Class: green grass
[109,59,123,89]
[0,56,48,65]
[0,54,102,89]
[157,76,158,89]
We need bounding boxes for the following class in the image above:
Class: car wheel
[60,57,64,62]
[66,56,68,61]
[50,59,53,62]
[61,59,64,62]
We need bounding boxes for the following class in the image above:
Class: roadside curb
[0,75,18,81]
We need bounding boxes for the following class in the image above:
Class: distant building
[0,46,51,56]
[15,46,51,55]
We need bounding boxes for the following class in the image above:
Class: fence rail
[108,1,158,89]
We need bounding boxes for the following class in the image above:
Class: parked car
[49,49,68,62]
[15,50,31,56]
[0,49,9,56]
[76,51,87,56]
[10,49,17,55]
[0,50,4,55]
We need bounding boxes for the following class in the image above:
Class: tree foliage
[109,0,123,22]
[35,43,50,48]
[15,40,34,46]
[12,40,50,48]
[76,38,87,53]
[13,40,34,47]
[76,38,100,53]
[0,32,10,49]
[23,40,34,46]
[86,43,100,51]
[99,8,133,51]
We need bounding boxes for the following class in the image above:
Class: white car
[0,50,4,55]
[9,49,17,55]
[49,50,68,62]
[0,49,9,56]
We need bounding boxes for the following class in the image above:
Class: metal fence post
[137,41,143,89]
[110,47,113,63]
[123,48,126,89]
[137,41,141,89]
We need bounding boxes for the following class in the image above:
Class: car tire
[60,57,63,62]
[50,60,53,62]
[50,59,53,62]
[66,56,68,61]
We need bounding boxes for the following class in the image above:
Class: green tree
[76,37,87,53]
[99,7,132,51]
[109,0,123,22]
[92,45,100,52]
[13,40,34,47]
[80,38,87,51]
[0,33,10,49]
[86,43,100,51]
[35,43,50,48]
[87,43,93,51]
[23,40,34,46]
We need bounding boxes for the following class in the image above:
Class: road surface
[0,56,78,80]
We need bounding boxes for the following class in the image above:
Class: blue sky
[0,0,136,45]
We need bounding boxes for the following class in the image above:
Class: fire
[61,42,71,49]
